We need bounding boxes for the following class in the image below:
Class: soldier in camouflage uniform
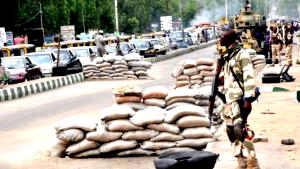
[219,29,260,169]
[284,22,295,65]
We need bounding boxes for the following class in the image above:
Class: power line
[15,11,40,27]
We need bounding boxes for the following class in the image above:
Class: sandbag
[176,116,210,128]
[112,65,128,70]
[99,66,113,71]
[141,141,176,150]
[154,150,219,169]
[144,98,166,108]
[131,67,148,72]
[181,127,213,139]
[115,96,142,104]
[126,75,138,79]
[142,86,169,99]
[122,130,159,141]
[109,73,124,77]
[86,124,122,142]
[165,102,195,111]
[190,80,203,85]
[124,53,142,61]
[166,97,196,106]
[94,57,104,64]
[195,99,210,106]
[66,139,99,156]
[155,147,197,156]
[97,62,111,68]
[128,61,152,68]
[135,70,148,76]
[203,76,213,82]
[54,115,97,132]
[176,138,212,148]
[138,75,150,79]
[118,103,147,111]
[100,140,137,153]
[176,75,190,81]
[104,55,123,62]
[57,129,85,143]
[164,105,207,123]
[114,60,128,65]
[183,67,198,76]
[197,65,215,71]
[183,60,197,69]
[123,71,135,75]
[175,81,190,88]
[200,71,214,77]
[130,107,166,126]
[107,119,143,131]
[172,66,184,78]
[165,88,197,102]
[100,105,135,121]
[113,86,142,96]
[151,132,184,142]
[117,148,154,157]
[100,76,112,80]
[196,58,215,66]
[190,74,203,80]
[49,139,69,157]
[147,123,180,134]
[72,149,101,158]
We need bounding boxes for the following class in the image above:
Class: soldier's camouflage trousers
[272,44,281,63]
[286,44,293,64]
[222,101,256,158]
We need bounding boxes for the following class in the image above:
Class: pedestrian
[218,29,260,169]
[284,22,295,65]
[0,59,9,89]
[116,36,123,56]
[270,24,282,66]
[95,30,107,57]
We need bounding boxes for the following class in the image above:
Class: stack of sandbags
[142,86,169,108]
[172,58,216,89]
[164,105,213,149]
[83,63,101,80]
[113,86,145,111]
[82,53,152,80]
[49,115,98,158]
[196,58,216,87]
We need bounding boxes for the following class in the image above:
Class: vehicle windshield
[138,41,150,49]
[150,40,160,46]
[53,50,70,61]
[73,49,89,57]
[170,32,183,39]
[105,46,117,54]
[27,54,52,64]
[1,58,25,69]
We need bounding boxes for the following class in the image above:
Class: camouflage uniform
[222,44,257,158]
[285,25,294,65]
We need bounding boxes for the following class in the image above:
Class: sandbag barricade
[83,53,152,80]
[50,86,224,158]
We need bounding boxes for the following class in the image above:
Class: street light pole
[225,0,228,20]
[38,1,45,44]
[114,0,119,34]
[179,0,185,42]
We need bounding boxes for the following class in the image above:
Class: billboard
[61,25,75,41]
[6,32,13,46]
[160,16,173,31]
[0,27,6,47]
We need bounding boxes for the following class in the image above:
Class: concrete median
[0,73,84,102]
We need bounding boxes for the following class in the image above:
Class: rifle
[208,53,226,128]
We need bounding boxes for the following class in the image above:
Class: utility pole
[38,1,44,44]
[179,0,185,42]
[82,8,86,33]
[212,0,215,38]
[225,0,228,20]
[257,0,259,13]
[114,0,119,35]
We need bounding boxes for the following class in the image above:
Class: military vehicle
[230,0,268,57]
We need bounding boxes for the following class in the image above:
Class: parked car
[51,49,83,76]
[0,56,42,83]
[69,46,97,65]
[26,52,57,77]
[149,39,168,55]
[136,40,156,58]
[170,31,193,48]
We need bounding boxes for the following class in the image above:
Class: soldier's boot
[236,156,248,169]
[246,153,260,169]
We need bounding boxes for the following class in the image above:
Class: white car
[69,46,97,65]
[26,52,57,77]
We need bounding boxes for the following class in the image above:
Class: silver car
[26,52,57,77]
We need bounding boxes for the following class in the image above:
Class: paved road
[0,45,218,169]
